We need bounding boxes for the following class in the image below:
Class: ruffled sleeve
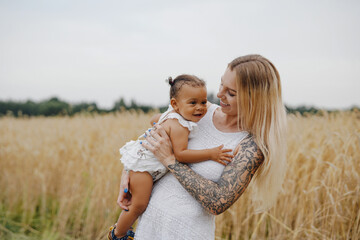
[158,105,198,133]
[165,113,198,132]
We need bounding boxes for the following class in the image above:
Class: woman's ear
[170,98,179,112]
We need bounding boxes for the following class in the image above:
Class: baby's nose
[197,105,205,110]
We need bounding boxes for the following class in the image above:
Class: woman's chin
[220,106,230,113]
[219,106,237,116]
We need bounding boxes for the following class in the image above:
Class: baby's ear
[170,98,178,111]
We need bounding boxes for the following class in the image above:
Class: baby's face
[172,85,207,122]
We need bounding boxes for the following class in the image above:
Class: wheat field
[0,111,359,239]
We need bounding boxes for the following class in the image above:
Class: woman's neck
[213,108,241,132]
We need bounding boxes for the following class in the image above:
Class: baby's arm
[165,119,233,166]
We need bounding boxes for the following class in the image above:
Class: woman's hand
[117,170,132,211]
[142,124,176,167]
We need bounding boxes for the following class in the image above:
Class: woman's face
[217,67,238,116]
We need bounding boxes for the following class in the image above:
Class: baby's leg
[114,171,153,238]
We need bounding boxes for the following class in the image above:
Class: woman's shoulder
[233,134,264,162]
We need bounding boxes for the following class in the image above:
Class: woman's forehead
[222,68,237,91]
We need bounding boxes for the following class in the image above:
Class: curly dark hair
[167,74,206,99]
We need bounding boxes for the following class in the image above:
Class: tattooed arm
[168,134,263,215]
[143,125,264,215]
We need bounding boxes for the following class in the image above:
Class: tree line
[0,97,156,117]
[0,95,357,117]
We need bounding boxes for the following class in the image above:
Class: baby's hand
[210,145,233,166]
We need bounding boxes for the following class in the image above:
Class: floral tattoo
[167,134,264,215]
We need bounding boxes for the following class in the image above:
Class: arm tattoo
[167,134,264,215]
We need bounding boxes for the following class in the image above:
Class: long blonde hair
[228,54,287,211]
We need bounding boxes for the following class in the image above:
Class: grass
[0,110,359,239]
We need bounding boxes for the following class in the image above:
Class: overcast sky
[1,0,359,109]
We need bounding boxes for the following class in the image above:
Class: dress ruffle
[119,140,168,181]
[158,105,198,136]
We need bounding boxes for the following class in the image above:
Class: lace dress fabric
[119,105,197,181]
[135,104,248,239]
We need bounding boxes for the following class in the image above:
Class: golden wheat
[0,111,359,239]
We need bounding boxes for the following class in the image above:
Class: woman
[118,54,287,239]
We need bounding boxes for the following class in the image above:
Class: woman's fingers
[144,124,171,150]
[141,124,175,167]
[150,124,170,143]
[141,140,156,152]
[147,126,163,142]
[143,130,161,149]
[117,192,127,209]
[142,124,175,167]
[117,170,131,210]
[154,124,170,140]
[117,193,132,210]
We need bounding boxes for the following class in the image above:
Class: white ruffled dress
[119,105,197,181]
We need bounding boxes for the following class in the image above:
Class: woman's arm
[143,125,263,215]
[168,135,263,215]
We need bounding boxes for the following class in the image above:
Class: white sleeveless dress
[134,104,248,240]
[119,105,197,181]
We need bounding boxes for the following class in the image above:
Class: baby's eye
[201,101,207,105]
[190,101,196,105]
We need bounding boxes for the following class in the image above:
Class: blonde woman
[118,54,287,239]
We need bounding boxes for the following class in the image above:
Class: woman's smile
[219,100,230,107]
[217,67,238,115]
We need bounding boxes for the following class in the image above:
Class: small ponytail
[167,77,175,86]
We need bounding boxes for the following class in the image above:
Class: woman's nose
[217,90,223,99]
[217,85,224,99]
